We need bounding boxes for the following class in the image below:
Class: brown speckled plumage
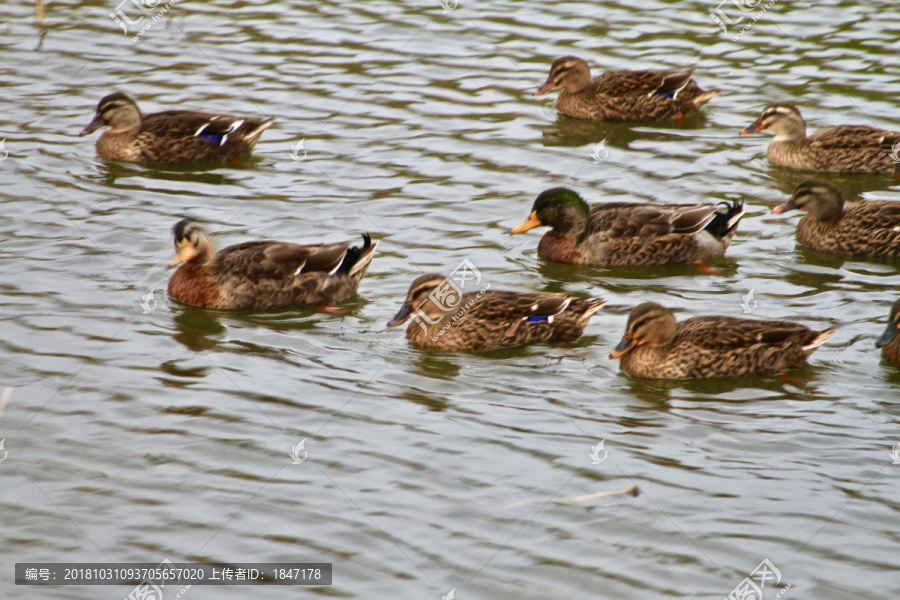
[741,102,900,174]
[512,187,744,267]
[534,56,719,121]
[79,92,274,163]
[387,273,605,352]
[610,302,834,379]
[166,220,378,310]
[876,299,900,365]
[774,180,900,256]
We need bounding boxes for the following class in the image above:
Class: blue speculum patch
[200,133,225,145]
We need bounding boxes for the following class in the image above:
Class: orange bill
[534,80,556,96]
[740,118,765,135]
[772,199,795,214]
[511,211,542,234]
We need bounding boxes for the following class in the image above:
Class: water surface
[1,0,899,598]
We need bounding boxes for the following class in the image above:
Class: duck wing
[843,200,900,230]
[461,291,581,322]
[216,240,353,281]
[588,203,717,238]
[808,125,893,150]
[142,110,272,145]
[677,316,825,350]
[592,69,695,98]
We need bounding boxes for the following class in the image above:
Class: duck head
[79,92,142,136]
[512,187,591,238]
[534,56,593,96]
[169,219,213,266]
[610,302,677,359]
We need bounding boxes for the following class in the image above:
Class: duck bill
[609,335,635,359]
[740,118,765,135]
[79,114,104,137]
[533,79,556,96]
[387,300,414,327]
[876,322,899,348]
[772,199,796,214]
[168,246,197,266]
[511,211,542,234]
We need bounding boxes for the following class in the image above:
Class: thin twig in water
[505,484,638,508]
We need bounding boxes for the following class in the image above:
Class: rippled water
[2,0,900,598]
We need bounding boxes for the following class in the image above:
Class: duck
[533,56,720,121]
[609,302,835,379]
[79,92,275,163]
[772,180,900,256]
[740,102,900,174]
[387,273,606,351]
[511,187,745,269]
[876,300,900,365]
[167,220,378,310]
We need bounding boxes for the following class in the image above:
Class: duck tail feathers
[803,327,835,352]
[346,234,378,277]
[704,200,745,239]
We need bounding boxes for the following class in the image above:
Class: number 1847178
[274,568,321,580]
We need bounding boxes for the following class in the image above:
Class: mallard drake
[773,180,900,256]
[167,220,378,310]
[387,273,606,351]
[610,302,834,379]
[876,300,900,365]
[79,92,275,163]
[740,102,900,174]
[511,187,744,268]
[533,56,720,121]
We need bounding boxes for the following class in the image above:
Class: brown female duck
[511,187,744,268]
[387,273,605,351]
[534,56,720,121]
[740,102,900,174]
[167,220,378,310]
[79,92,275,163]
[773,180,900,256]
[610,302,834,379]
[876,300,900,365]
